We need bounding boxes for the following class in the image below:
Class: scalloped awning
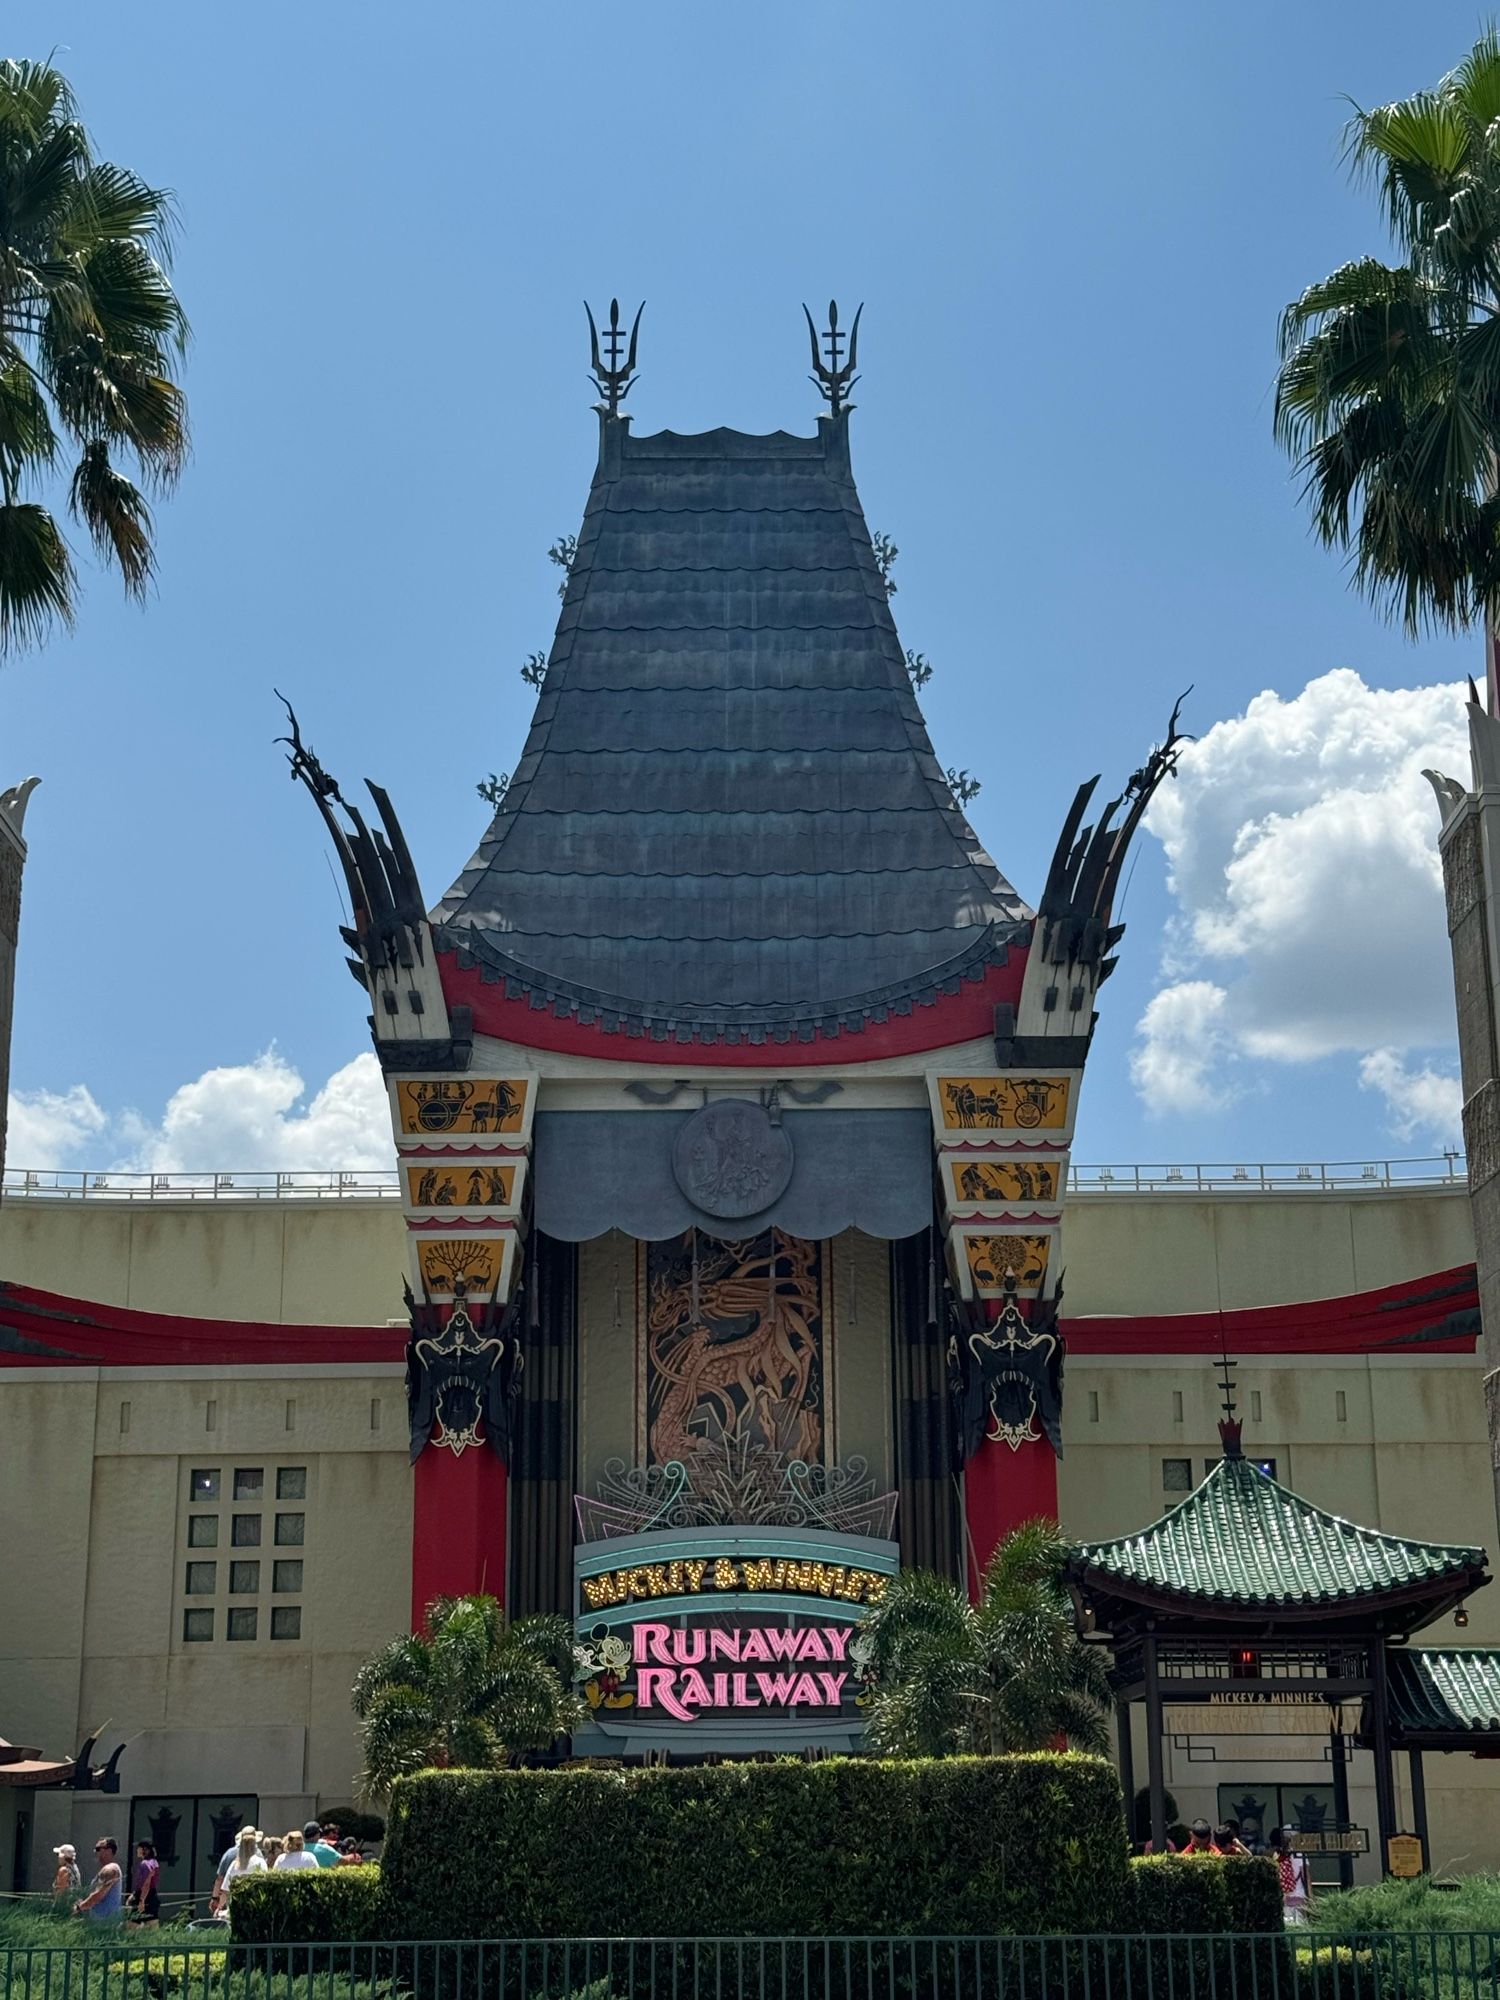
[533,1107,933,1242]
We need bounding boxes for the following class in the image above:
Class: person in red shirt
[1182,1819,1221,1856]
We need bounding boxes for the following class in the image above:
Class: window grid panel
[231,1515,262,1547]
[183,1609,213,1643]
[184,1562,216,1595]
[274,1512,305,1547]
[233,1468,265,1501]
[229,1561,260,1595]
[276,1467,307,1500]
[227,1607,258,1642]
[187,1515,218,1548]
[190,1469,219,1502]
[270,1606,302,1641]
[272,1561,303,1594]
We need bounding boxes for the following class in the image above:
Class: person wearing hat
[74,1837,123,1922]
[213,1828,267,1914]
[1182,1819,1221,1856]
[51,1844,80,1900]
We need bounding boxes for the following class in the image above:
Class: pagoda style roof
[1387,1648,1500,1742]
[432,412,1031,1041]
[1072,1446,1486,1632]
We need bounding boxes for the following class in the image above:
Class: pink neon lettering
[789,1674,821,1705]
[673,1628,706,1665]
[765,1629,801,1660]
[678,1668,712,1709]
[637,1666,694,1721]
[709,1630,741,1662]
[633,1623,673,1665]
[756,1671,800,1704]
[795,1629,829,1662]
[739,1629,771,1662]
[732,1672,760,1706]
[816,1672,848,1704]
[824,1627,852,1660]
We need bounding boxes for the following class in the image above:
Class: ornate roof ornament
[803,298,862,416]
[586,297,643,416]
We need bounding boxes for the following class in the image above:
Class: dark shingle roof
[1073,1454,1484,1613]
[432,415,1031,1035]
[1388,1649,1500,1736]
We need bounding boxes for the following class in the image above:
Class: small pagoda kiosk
[286,302,1189,1756]
[1071,1417,1489,1873]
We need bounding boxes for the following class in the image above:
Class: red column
[410,1447,508,1630]
[963,1435,1059,1599]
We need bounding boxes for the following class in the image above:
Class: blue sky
[1,1,1488,1170]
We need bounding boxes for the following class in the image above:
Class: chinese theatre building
[274,301,1185,1756]
[2,309,1499,1884]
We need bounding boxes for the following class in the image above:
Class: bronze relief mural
[642,1231,826,1468]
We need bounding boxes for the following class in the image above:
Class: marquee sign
[573,1523,899,1756]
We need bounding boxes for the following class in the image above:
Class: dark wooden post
[1330,1724,1354,1890]
[1116,1698,1136,1845]
[1143,1632,1167,1851]
[1409,1747,1430,1870]
[1370,1641,1397,1871]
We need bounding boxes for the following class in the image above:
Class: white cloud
[1129,981,1237,1115]
[7,1084,108,1170]
[7,1051,395,1175]
[1134,668,1469,1133]
[1358,1050,1463,1148]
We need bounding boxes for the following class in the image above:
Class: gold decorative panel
[962,1232,1051,1295]
[395,1079,529,1137]
[936,1076,1070,1132]
[406,1163,517,1210]
[948,1157,1061,1206]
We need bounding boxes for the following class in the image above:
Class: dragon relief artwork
[643,1231,826,1469]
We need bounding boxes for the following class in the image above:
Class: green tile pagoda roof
[1388,1649,1500,1738]
[1073,1451,1485,1614]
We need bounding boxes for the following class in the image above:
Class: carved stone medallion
[671,1099,793,1220]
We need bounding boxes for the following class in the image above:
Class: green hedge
[1128,1853,1281,1934]
[379,1754,1132,1938]
[231,1866,388,1943]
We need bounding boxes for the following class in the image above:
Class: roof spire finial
[803,298,863,416]
[586,298,643,417]
[1216,1318,1243,1459]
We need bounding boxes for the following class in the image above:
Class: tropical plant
[860,1517,1111,1758]
[0,57,188,652]
[350,1594,585,1797]
[1275,29,1500,670]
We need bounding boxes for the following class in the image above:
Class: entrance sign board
[573,1524,900,1756]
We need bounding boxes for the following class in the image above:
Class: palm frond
[69,440,153,596]
[0,501,73,651]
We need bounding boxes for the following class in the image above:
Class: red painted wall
[410,1447,509,1628]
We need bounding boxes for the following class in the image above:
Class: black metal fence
[3,1934,1498,2000]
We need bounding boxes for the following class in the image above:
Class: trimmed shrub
[1294,1945,1420,2000]
[317,1809,387,1845]
[1222,1855,1284,1933]
[1130,1853,1231,1932]
[231,1867,388,1943]
[380,1754,1132,1939]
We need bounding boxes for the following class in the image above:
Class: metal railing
[1066,1155,1467,1195]
[1,1933,1497,2000]
[0,1157,1470,1202]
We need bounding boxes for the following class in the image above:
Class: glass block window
[272,1561,303,1594]
[227,1607,258,1642]
[185,1562,216,1595]
[276,1467,307,1500]
[190,1469,219,1502]
[1162,1458,1193,1492]
[231,1515,262,1547]
[230,1561,260,1595]
[270,1606,302,1641]
[233,1468,264,1501]
[183,1609,213,1643]
[274,1513,305,1547]
[187,1515,218,1548]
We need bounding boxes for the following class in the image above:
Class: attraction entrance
[1070,1414,1490,1876]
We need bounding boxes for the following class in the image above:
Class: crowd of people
[48,1820,369,1926]
[1147,1818,1312,1924]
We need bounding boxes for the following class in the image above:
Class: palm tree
[0,58,188,652]
[860,1518,1111,1759]
[1275,30,1500,679]
[351,1594,585,1797]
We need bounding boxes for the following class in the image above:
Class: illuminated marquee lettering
[579,1556,887,1611]
[627,1625,852,1722]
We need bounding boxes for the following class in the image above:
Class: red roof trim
[437,950,1026,1065]
[0,1281,404,1369]
[1064,1265,1480,1356]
